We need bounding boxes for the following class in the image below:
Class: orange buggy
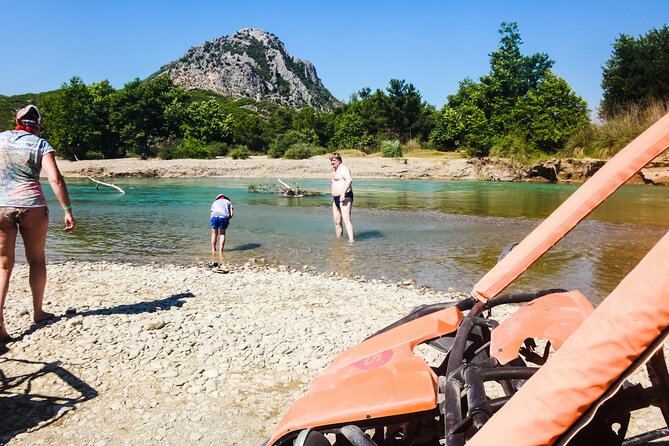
[264,113,669,446]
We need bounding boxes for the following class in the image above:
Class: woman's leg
[18,208,51,323]
[0,217,18,340]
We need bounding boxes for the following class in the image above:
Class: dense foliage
[5,21,662,162]
[600,25,669,119]
[430,22,588,158]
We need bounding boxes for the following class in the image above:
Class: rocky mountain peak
[157,28,340,110]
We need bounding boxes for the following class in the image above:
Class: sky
[1,0,667,113]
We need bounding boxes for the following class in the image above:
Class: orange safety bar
[467,229,669,446]
[472,112,669,301]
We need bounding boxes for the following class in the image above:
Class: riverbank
[54,153,669,184]
[1,261,665,445]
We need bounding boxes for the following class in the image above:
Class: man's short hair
[329,152,342,161]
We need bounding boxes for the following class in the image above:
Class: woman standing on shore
[0,105,75,342]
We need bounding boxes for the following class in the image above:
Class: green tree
[268,129,312,158]
[431,21,584,157]
[512,72,589,152]
[481,21,553,135]
[110,76,187,156]
[41,77,106,160]
[330,112,373,150]
[385,79,428,141]
[601,25,669,118]
[232,111,271,152]
[180,99,233,142]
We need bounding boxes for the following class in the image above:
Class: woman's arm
[41,152,76,231]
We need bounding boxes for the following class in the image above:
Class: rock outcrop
[156,28,340,110]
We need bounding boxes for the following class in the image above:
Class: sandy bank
[55,154,669,184]
[55,155,483,181]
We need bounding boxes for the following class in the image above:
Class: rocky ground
[1,262,666,445]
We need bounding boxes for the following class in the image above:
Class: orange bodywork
[490,291,594,365]
[266,307,463,445]
[472,111,669,301]
[468,229,669,446]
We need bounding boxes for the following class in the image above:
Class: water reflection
[328,239,355,277]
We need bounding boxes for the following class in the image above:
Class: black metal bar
[482,289,569,310]
[479,367,538,381]
[340,425,377,446]
[622,427,669,446]
[463,365,492,429]
[443,378,465,446]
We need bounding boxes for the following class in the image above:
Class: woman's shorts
[211,216,230,229]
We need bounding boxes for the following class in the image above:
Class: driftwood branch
[85,176,126,194]
[247,180,320,197]
[277,178,303,197]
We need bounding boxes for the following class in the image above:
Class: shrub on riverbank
[564,99,669,159]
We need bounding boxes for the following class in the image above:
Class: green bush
[563,99,668,159]
[229,145,250,159]
[83,150,104,159]
[268,130,310,158]
[380,139,403,158]
[283,143,325,159]
[207,141,229,157]
[173,137,213,159]
[155,137,183,160]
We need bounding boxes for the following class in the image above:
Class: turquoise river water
[31,178,669,304]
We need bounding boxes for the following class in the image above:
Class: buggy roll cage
[264,112,669,446]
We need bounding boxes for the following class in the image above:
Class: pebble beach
[2,261,666,445]
[0,261,468,445]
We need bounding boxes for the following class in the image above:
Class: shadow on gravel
[76,291,196,317]
[0,358,98,443]
[11,292,196,343]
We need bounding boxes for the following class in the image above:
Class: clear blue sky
[1,0,667,113]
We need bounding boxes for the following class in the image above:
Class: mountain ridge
[155,28,341,110]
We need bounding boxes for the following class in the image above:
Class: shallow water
[28,177,669,304]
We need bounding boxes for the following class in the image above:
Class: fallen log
[85,176,125,194]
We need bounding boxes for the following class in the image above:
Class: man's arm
[340,165,353,198]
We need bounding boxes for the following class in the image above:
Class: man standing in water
[330,152,354,242]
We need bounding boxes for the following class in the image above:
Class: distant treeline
[1,22,667,162]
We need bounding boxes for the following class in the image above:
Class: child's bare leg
[211,228,218,252]
[218,229,227,252]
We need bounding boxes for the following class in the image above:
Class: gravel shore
[1,261,665,445]
[0,261,467,445]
